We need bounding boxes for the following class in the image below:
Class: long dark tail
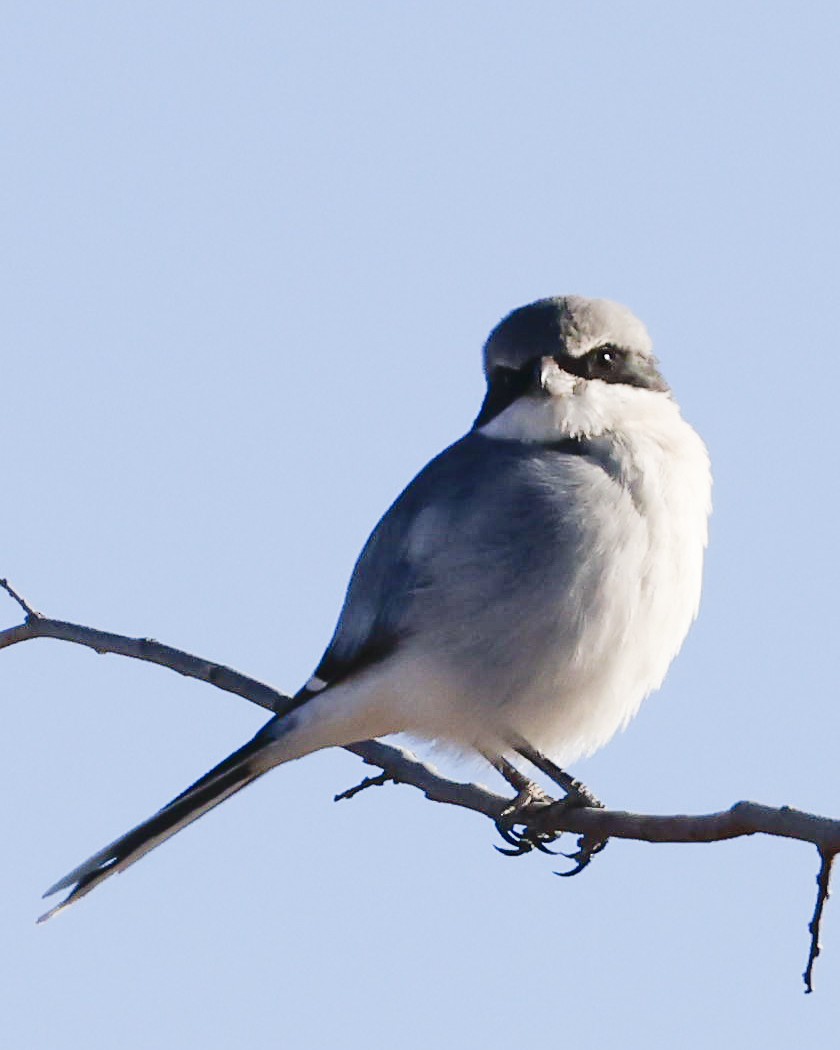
[40,731,274,922]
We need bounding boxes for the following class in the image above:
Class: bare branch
[0,607,291,716]
[334,770,394,802]
[2,583,838,989]
[4,608,838,846]
[0,578,42,619]
[804,851,835,993]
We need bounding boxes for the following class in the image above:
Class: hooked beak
[538,356,577,397]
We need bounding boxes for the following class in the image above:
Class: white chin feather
[478,379,673,444]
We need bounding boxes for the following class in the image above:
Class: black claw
[554,860,588,878]
[530,834,563,856]
[494,821,536,856]
[494,813,563,857]
[554,835,609,876]
[494,820,526,848]
[494,841,534,857]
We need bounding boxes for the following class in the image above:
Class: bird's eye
[588,344,623,377]
[595,346,616,367]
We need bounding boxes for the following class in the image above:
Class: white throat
[479,378,679,444]
[479,378,712,549]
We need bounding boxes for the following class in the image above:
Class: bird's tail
[40,667,399,921]
[39,729,276,922]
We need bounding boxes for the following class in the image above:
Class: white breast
[479,382,712,763]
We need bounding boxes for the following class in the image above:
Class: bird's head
[474,296,671,440]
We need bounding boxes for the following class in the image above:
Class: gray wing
[300,438,471,695]
[299,431,605,699]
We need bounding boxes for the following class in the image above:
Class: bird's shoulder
[297,432,616,700]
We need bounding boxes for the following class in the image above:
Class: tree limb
[1,579,836,990]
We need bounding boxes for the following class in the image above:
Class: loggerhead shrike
[41,295,712,919]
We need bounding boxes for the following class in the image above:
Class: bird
[41,294,712,920]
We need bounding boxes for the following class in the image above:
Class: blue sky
[2,2,839,1046]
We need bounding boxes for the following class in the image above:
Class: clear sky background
[2,2,839,1046]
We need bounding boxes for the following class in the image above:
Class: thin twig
[334,770,395,802]
[0,614,291,715]
[804,850,835,993]
[0,578,41,619]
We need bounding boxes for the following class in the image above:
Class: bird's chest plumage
[415,427,710,761]
[507,431,709,760]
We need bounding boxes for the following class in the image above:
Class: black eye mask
[472,345,669,429]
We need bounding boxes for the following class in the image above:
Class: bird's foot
[494,783,560,857]
[508,741,609,873]
[545,789,609,877]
